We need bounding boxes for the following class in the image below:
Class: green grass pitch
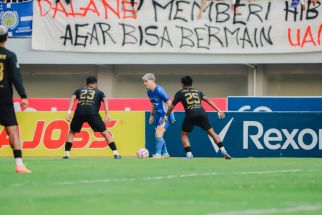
[1,158,322,215]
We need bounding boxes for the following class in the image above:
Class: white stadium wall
[7,38,322,65]
[17,64,249,98]
[7,38,322,98]
[14,63,322,98]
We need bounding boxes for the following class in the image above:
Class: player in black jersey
[63,76,121,159]
[0,25,32,173]
[163,76,231,159]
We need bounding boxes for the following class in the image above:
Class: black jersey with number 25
[73,87,105,115]
[172,88,207,117]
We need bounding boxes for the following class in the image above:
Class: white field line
[207,204,322,215]
[10,169,317,187]
[235,169,302,175]
[51,169,302,186]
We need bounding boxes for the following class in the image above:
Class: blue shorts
[155,116,171,130]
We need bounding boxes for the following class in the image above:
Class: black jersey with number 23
[73,87,105,115]
[172,88,207,117]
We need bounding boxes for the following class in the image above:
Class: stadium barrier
[145,112,322,158]
[1,99,321,158]
[228,96,322,112]
[0,111,145,157]
[12,98,227,112]
[1,98,225,157]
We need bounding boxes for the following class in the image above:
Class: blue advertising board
[228,96,322,112]
[0,1,33,37]
[145,112,322,158]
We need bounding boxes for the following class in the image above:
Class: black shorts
[182,114,212,133]
[70,114,106,133]
[0,103,18,126]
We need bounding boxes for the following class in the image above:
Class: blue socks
[161,139,169,155]
[156,137,163,155]
[156,137,168,155]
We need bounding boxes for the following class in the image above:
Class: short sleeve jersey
[172,87,207,117]
[147,85,170,117]
[73,87,105,115]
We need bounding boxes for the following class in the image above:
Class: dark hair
[181,76,193,87]
[86,76,97,84]
[0,34,7,43]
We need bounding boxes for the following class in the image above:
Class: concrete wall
[7,39,322,65]
[17,65,96,98]
[7,38,322,98]
[16,63,322,98]
[265,64,322,96]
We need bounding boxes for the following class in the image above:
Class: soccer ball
[136,148,149,159]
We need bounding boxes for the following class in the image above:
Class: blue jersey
[147,85,175,125]
[147,85,169,117]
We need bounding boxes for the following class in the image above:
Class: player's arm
[165,104,175,118]
[66,95,76,122]
[163,92,180,122]
[158,87,176,123]
[300,0,305,10]
[202,95,225,119]
[231,0,236,10]
[162,103,176,125]
[161,104,175,125]
[103,97,110,122]
[165,99,175,122]
[198,0,207,19]
[10,54,28,108]
[149,105,155,124]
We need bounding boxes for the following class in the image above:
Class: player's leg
[198,114,231,159]
[63,114,84,159]
[196,114,231,159]
[181,130,193,159]
[181,117,194,159]
[63,130,75,159]
[154,116,170,158]
[101,130,121,159]
[160,120,171,158]
[88,114,121,159]
[161,142,170,158]
[207,128,231,160]
[0,104,32,173]
[154,125,165,158]
[5,126,32,173]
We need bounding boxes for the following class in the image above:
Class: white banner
[32,0,322,53]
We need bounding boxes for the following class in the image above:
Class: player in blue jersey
[142,73,175,158]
